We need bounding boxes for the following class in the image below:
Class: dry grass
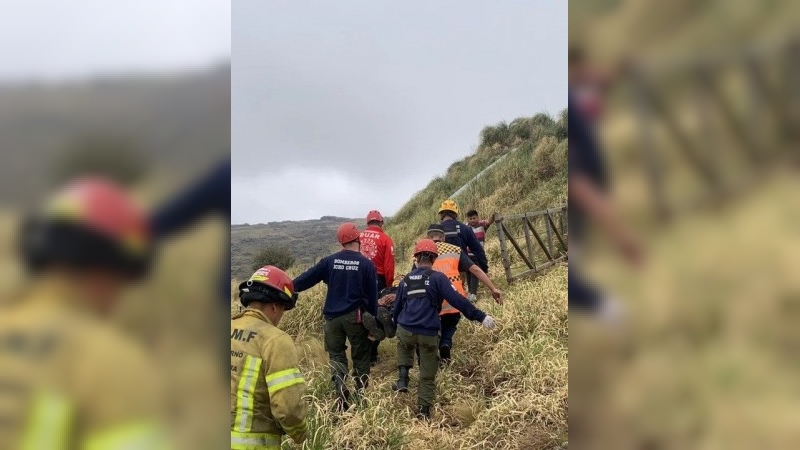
[384,114,567,258]
[228,113,568,449]
[232,260,568,450]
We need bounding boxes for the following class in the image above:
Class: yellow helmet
[438,199,459,217]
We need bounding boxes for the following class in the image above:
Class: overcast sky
[0,1,230,81]
[232,0,567,224]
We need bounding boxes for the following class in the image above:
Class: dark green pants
[396,325,439,407]
[324,309,371,383]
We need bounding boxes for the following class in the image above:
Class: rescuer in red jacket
[359,210,396,366]
[359,210,395,291]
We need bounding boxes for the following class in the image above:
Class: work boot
[332,376,350,412]
[391,366,410,393]
[369,341,379,367]
[362,312,385,342]
[377,306,396,338]
[416,404,431,420]
[439,345,451,365]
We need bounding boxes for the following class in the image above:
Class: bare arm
[569,174,644,266]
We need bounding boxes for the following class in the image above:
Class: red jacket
[359,225,395,286]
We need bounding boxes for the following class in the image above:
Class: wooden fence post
[495,214,513,284]
[522,214,537,272]
[545,213,554,259]
[700,62,760,165]
[633,68,671,222]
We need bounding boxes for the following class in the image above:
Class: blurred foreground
[232,259,568,450]
[570,1,800,448]
[0,65,229,449]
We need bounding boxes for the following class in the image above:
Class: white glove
[481,315,496,330]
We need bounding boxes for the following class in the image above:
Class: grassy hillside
[231,112,569,449]
[570,0,800,63]
[0,63,230,205]
[385,111,568,256]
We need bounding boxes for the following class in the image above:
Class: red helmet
[238,265,298,310]
[413,239,439,257]
[19,176,152,278]
[366,210,384,223]
[337,222,361,245]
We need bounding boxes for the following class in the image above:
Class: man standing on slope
[569,47,645,323]
[232,266,307,449]
[293,223,378,411]
[465,209,496,302]
[359,210,395,366]
[438,199,488,299]
[391,239,496,420]
[423,224,503,364]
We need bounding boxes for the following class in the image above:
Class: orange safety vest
[433,241,466,316]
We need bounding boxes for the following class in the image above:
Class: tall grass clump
[231,262,568,450]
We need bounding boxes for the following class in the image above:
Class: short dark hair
[466,210,478,217]
[416,253,436,264]
[367,220,382,226]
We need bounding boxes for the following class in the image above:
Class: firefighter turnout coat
[0,280,170,449]
[231,308,308,449]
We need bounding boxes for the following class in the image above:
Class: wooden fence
[495,205,568,284]
[627,35,799,222]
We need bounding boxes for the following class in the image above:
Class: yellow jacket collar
[240,307,277,326]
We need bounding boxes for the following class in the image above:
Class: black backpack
[398,269,439,313]
[441,220,464,249]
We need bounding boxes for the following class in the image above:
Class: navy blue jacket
[293,250,378,320]
[568,92,610,244]
[392,267,486,336]
[149,158,230,302]
[441,218,488,272]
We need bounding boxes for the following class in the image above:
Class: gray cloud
[234,0,568,223]
[0,0,230,80]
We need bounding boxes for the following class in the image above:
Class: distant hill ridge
[230,215,368,279]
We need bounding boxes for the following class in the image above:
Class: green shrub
[251,246,296,271]
[480,121,511,148]
[51,132,149,187]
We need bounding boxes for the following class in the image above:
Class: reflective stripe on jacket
[0,280,171,450]
[433,242,466,316]
[231,308,308,448]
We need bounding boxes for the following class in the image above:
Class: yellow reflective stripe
[264,368,300,384]
[82,421,170,450]
[234,355,262,433]
[20,390,73,450]
[231,431,281,449]
[265,368,304,395]
[267,377,305,396]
